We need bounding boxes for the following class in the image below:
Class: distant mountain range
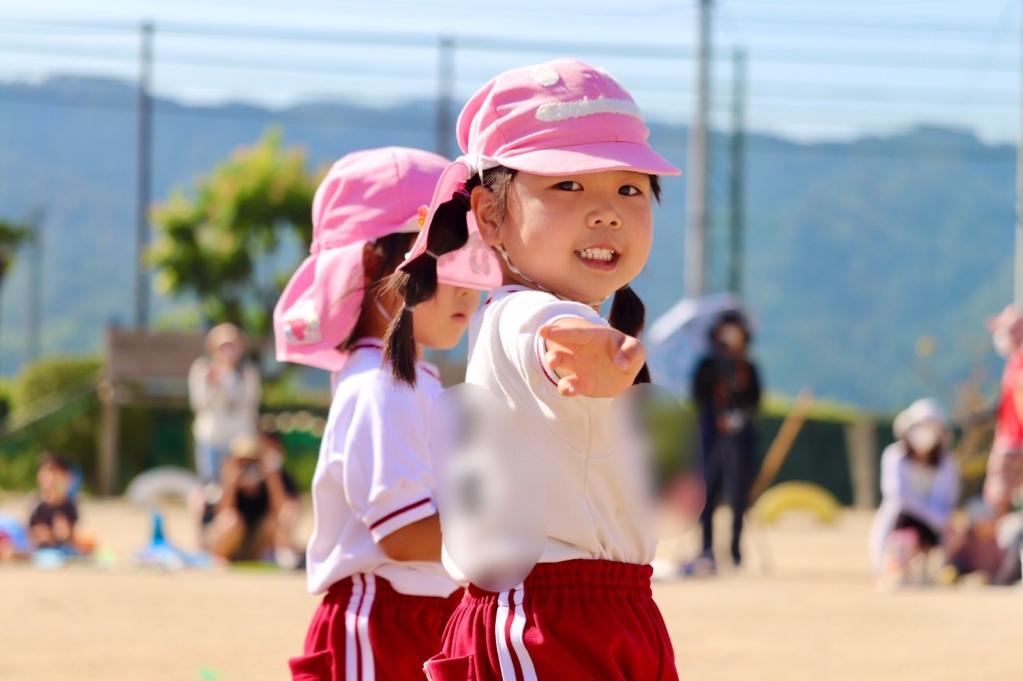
[0,75,1014,411]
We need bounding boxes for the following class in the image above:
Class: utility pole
[1016,3,1023,304]
[436,35,456,159]
[685,0,713,298]
[135,21,154,330]
[728,48,747,296]
[27,209,43,361]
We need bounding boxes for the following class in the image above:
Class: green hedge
[0,356,890,502]
[0,356,102,490]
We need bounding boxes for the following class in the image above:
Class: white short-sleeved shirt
[305,339,459,597]
[462,286,656,566]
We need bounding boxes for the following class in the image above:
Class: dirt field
[2,494,1021,681]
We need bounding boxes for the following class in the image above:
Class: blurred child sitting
[200,432,302,567]
[940,498,1006,584]
[870,399,959,587]
[28,453,90,554]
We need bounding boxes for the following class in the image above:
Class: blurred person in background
[983,305,1023,517]
[967,305,1023,585]
[870,399,959,587]
[27,452,92,554]
[941,499,1006,585]
[687,310,762,574]
[188,323,261,483]
[200,432,302,567]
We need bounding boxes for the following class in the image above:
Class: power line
[0,19,693,60]
[5,10,1018,39]
[5,30,1022,77]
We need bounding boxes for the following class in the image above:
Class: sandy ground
[2,494,1022,681]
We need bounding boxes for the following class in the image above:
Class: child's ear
[470,186,502,247]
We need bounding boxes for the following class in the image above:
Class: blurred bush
[0,356,892,502]
[0,356,102,490]
[0,444,38,491]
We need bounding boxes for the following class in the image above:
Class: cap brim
[499,140,680,177]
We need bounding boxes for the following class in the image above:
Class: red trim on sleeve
[368,497,433,531]
[535,333,560,387]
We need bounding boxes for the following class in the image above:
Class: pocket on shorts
[288,649,333,681]
[424,654,476,681]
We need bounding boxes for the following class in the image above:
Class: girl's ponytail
[384,184,477,385]
[609,284,651,385]
[384,166,515,385]
[384,262,431,387]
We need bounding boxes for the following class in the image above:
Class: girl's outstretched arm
[538,318,645,398]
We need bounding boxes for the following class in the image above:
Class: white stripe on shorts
[494,585,538,681]
[509,585,537,681]
[345,574,364,681]
[495,589,517,680]
[357,574,377,681]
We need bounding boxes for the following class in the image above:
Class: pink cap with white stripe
[401,58,679,277]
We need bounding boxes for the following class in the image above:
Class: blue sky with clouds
[0,0,1020,142]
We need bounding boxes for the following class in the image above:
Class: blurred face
[37,462,68,499]
[238,460,264,493]
[212,340,242,365]
[993,328,1019,358]
[473,170,654,305]
[37,463,56,494]
[906,422,943,458]
[718,323,747,351]
[413,283,479,350]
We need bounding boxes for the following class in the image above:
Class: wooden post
[845,417,878,509]
[749,390,815,504]
[97,377,120,496]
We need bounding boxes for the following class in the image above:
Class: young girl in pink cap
[275,147,496,681]
[385,59,681,680]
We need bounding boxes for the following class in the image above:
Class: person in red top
[985,305,1023,516]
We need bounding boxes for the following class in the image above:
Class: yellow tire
[752,481,840,525]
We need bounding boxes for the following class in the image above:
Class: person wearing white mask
[869,399,960,585]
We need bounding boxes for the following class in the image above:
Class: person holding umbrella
[687,310,762,573]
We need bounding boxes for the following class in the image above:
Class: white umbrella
[646,292,748,396]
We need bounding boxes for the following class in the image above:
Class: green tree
[148,129,318,338]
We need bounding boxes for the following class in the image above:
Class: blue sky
[0,0,1020,142]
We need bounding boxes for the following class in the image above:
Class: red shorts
[424,559,678,681]
[290,573,463,681]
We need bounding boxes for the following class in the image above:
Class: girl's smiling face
[472,170,655,305]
